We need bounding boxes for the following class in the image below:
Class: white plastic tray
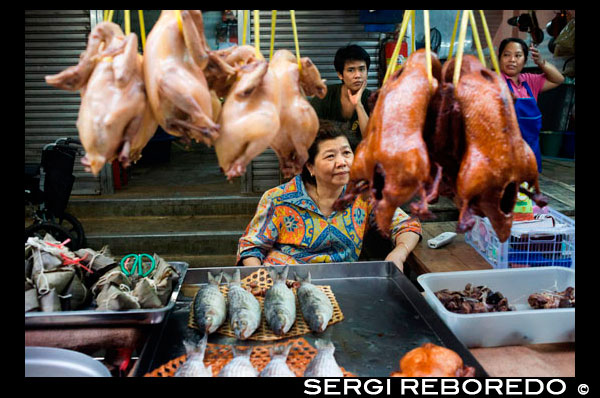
[417,267,575,347]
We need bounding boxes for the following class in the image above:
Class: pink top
[502,72,546,100]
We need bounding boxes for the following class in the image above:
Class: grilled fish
[222,269,262,340]
[303,339,344,377]
[217,346,258,377]
[295,271,333,333]
[174,334,212,377]
[264,266,296,336]
[193,272,227,334]
[258,344,296,377]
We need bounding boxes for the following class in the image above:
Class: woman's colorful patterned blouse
[237,175,422,266]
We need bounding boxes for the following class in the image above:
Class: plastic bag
[554,19,575,56]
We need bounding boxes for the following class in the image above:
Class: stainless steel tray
[25,262,188,328]
[25,346,111,377]
[135,261,488,377]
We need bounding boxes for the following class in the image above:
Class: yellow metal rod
[138,10,146,50]
[270,10,277,60]
[107,10,114,22]
[468,10,486,67]
[104,10,108,21]
[448,10,460,60]
[424,10,433,87]
[383,9,411,84]
[453,10,470,87]
[242,10,248,46]
[254,10,260,56]
[124,10,131,35]
[291,10,301,71]
[479,10,501,76]
[411,10,415,53]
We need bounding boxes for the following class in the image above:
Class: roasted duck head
[334,49,442,235]
[390,343,475,377]
[45,22,157,176]
[143,10,218,146]
[268,50,327,178]
[450,55,547,242]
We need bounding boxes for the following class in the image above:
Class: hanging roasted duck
[334,49,442,235]
[143,10,219,146]
[439,55,547,242]
[45,22,157,176]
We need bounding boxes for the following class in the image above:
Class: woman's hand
[385,249,406,273]
[529,45,545,67]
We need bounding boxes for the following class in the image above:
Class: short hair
[499,38,529,63]
[334,44,371,75]
[301,120,351,186]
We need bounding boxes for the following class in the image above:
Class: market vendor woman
[237,121,421,272]
[499,37,565,172]
[309,45,372,148]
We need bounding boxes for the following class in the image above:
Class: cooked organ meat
[45,22,157,175]
[334,49,442,234]
[268,50,327,177]
[143,10,219,146]
[528,286,575,309]
[390,343,475,377]
[445,55,547,242]
[435,283,512,314]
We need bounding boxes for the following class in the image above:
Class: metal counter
[135,261,488,377]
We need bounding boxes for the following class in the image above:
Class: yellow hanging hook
[453,10,471,87]
[290,10,301,71]
[270,10,277,60]
[383,9,411,84]
[254,10,260,57]
[448,10,460,60]
[424,10,433,87]
[138,10,146,50]
[479,10,501,76]
[468,10,486,67]
[242,10,248,46]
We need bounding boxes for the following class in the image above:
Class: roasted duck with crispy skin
[268,50,327,178]
[390,343,475,377]
[45,22,157,175]
[334,49,442,235]
[143,10,218,146]
[449,55,547,242]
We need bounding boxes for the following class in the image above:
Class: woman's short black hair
[499,38,529,63]
[334,44,371,75]
[301,120,351,186]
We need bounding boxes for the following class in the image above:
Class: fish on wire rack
[222,269,262,340]
[174,334,212,377]
[264,265,296,336]
[193,271,227,334]
[295,270,333,333]
[258,344,296,377]
[217,346,258,377]
[303,339,344,377]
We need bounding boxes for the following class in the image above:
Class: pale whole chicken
[143,10,218,146]
[213,53,281,180]
[45,22,157,175]
[268,50,327,178]
[450,55,547,242]
[335,49,442,235]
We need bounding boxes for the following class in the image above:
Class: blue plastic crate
[465,207,575,270]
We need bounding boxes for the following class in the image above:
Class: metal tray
[25,346,111,377]
[25,262,188,328]
[134,261,488,377]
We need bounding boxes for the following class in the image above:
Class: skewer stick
[383,9,411,84]
[270,10,277,60]
[242,10,248,46]
[453,10,470,87]
[448,10,460,60]
[138,10,146,50]
[124,10,131,35]
[290,10,302,71]
[424,10,433,87]
[479,10,501,76]
[254,10,260,57]
[468,10,486,67]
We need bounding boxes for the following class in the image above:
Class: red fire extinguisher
[379,35,408,86]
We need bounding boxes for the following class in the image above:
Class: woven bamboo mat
[144,337,356,377]
[188,268,344,341]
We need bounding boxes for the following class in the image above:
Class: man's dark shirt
[309,83,372,149]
